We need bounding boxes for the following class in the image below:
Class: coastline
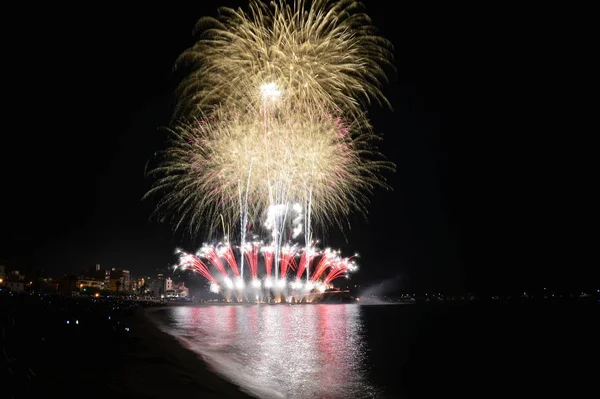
[124,306,255,399]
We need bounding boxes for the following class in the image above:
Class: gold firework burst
[174,0,394,124]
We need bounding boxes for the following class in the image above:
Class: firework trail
[219,243,240,277]
[176,249,218,285]
[311,248,336,282]
[296,246,317,280]
[324,257,357,285]
[238,162,253,278]
[243,241,261,279]
[200,244,229,277]
[262,245,274,278]
[279,244,299,279]
[324,265,349,285]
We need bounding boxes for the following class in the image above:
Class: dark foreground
[3,292,599,399]
[359,299,600,398]
[0,292,251,399]
[152,299,600,399]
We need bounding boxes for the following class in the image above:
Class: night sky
[1,2,594,294]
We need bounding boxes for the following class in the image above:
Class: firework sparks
[243,241,261,279]
[219,242,240,277]
[311,247,337,281]
[144,107,393,240]
[296,246,317,280]
[174,242,355,302]
[279,244,299,279]
[262,245,274,277]
[146,0,395,296]
[199,244,229,277]
[175,248,218,285]
[174,0,394,123]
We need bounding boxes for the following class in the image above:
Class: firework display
[175,242,357,302]
[145,107,391,239]
[173,0,393,122]
[145,0,394,301]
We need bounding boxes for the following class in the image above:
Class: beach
[0,294,253,399]
[6,293,598,398]
[124,307,253,398]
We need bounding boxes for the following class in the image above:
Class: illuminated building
[78,279,105,290]
[165,277,189,298]
[108,268,131,292]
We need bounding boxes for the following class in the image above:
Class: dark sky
[1,2,593,294]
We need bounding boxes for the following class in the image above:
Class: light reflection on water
[155,304,380,398]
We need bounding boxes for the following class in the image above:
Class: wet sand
[124,307,254,398]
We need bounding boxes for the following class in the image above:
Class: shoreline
[126,306,255,398]
[0,293,255,398]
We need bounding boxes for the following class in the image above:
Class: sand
[2,296,255,399]
[114,307,254,398]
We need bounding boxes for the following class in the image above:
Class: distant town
[0,263,188,301]
[1,262,598,303]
